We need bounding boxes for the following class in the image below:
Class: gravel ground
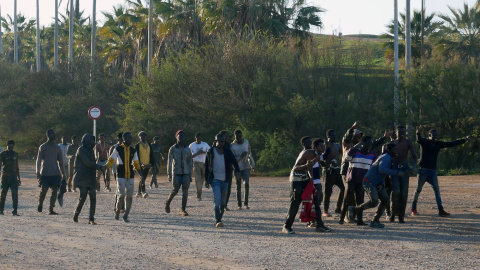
[0,164,479,269]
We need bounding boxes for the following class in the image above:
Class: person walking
[322,129,345,217]
[73,134,104,224]
[150,136,165,189]
[189,133,210,201]
[104,132,142,222]
[205,134,240,227]
[135,131,154,198]
[411,126,474,217]
[230,130,255,209]
[66,136,79,192]
[95,134,111,191]
[0,140,21,216]
[36,129,66,215]
[165,130,193,216]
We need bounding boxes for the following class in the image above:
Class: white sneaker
[142,193,149,198]
[216,222,224,227]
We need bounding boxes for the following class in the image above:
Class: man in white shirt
[230,130,255,209]
[189,133,211,201]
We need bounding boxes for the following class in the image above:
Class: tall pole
[421,0,425,60]
[36,0,41,71]
[69,0,74,66]
[91,0,96,63]
[54,0,59,70]
[405,0,411,70]
[394,0,399,126]
[148,0,153,74]
[0,4,3,56]
[14,0,18,63]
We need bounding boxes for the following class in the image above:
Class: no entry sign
[88,106,102,120]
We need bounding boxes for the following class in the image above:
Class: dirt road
[0,164,479,269]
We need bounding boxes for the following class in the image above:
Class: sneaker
[49,211,58,215]
[338,219,345,225]
[237,206,243,210]
[389,215,395,222]
[347,206,356,223]
[316,225,332,232]
[37,205,42,213]
[89,221,97,225]
[165,202,171,213]
[123,217,130,223]
[282,226,295,234]
[225,207,231,211]
[120,209,125,214]
[307,221,317,228]
[142,193,149,198]
[411,209,419,216]
[439,210,450,217]
[216,222,224,227]
[136,193,142,198]
[12,212,19,216]
[114,212,120,220]
[369,221,385,228]
[180,210,189,216]
[196,197,202,201]
[73,189,77,193]
[244,205,250,210]
[399,218,405,224]
[322,212,332,217]
[73,214,78,223]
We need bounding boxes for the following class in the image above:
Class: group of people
[0,123,473,232]
[282,122,474,234]
[0,128,255,227]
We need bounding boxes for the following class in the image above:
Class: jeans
[412,169,444,212]
[323,168,345,212]
[137,167,150,194]
[115,178,134,219]
[340,181,365,223]
[75,187,96,221]
[235,169,251,207]
[212,180,229,223]
[390,166,410,219]
[0,176,19,214]
[39,175,61,212]
[166,174,191,211]
[193,161,206,199]
[356,182,390,222]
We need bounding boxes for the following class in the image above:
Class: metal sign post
[88,106,102,142]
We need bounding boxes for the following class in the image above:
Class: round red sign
[88,106,102,120]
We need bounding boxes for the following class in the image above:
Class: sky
[0,0,478,35]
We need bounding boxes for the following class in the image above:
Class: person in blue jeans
[411,126,474,217]
[205,134,240,227]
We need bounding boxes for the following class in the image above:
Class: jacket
[205,146,240,184]
[105,143,141,178]
[167,143,193,175]
[345,147,376,183]
[364,153,398,186]
[73,134,102,188]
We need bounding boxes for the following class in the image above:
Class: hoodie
[73,134,102,188]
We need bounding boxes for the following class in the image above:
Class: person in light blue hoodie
[348,143,405,228]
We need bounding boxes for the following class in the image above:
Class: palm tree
[436,2,480,59]
[382,10,442,65]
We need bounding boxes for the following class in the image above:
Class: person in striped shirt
[339,136,375,225]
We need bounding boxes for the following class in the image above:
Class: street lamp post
[394,0,399,126]
[36,0,41,72]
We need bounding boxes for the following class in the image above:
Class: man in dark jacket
[73,134,104,224]
[205,134,240,227]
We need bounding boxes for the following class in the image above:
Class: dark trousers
[0,176,19,213]
[235,169,251,207]
[340,181,365,223]
[412,169,443,212]
[166,174,190,211]
[323,168,345,212]
[356,182,390,222]
[284,180,324,229]
[150,163,161,188]
[390,167,410,220]
[137,167,150,194]
[75,187,96,221]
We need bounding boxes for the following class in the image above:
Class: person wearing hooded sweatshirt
[73,134,104,224]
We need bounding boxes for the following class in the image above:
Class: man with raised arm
[411,126,474,217]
